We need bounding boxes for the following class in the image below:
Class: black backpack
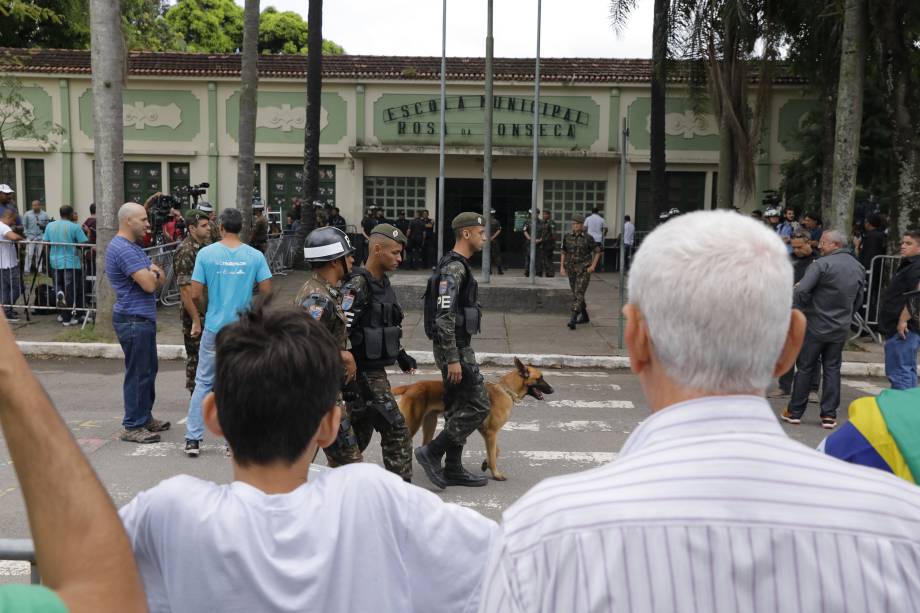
[423,252,471,340]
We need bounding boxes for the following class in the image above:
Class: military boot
[577,306,590,324]
[414,431,449,490]
[567,312,578,330]
[444,444,488,487]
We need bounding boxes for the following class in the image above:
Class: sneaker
[62,319,78,327]
[780,409,801,425]
[56,315,63,323]
[120,428,161,444]
[4,312,19,322]
[55,291,66,308]
[808,391,820,404]
[144,417,171,432]
[821,417,838,430]
[185,439,200,457]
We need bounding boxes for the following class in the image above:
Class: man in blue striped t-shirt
[105,202,171,444]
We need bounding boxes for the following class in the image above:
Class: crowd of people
[3,209,920,612]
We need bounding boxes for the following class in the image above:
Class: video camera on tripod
[149,182,210,244]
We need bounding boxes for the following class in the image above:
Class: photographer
[23,200,49,274]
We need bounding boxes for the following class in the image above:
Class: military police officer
[341,223,417,481]
[538,209,556,277]
[174,209,213,393]
[197,201,221,243]
[489,209,504,275]
[560,213,602,329]
[522,209,542,276]
[416,212,490,489]
[296,227,363,467]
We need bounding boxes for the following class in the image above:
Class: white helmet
[764,208,780,217]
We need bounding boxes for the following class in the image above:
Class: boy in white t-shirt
[0,207,23,321]
[119,302,497,613]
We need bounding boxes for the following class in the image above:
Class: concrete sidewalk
[8,267,891,371]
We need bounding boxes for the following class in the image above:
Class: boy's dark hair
[60,205,74,219]
[219,208,243,234]
[89,203,96,215]
[866,213,883,229]
[804,211,822,225]
[624,215,631,221]
[904,230,920,243]
[214,301,342,467]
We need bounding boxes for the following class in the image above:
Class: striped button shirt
[479,395,920,613]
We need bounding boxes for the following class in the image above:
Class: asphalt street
[0,357,891,580]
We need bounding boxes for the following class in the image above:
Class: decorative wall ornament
[256,104,328,132]
[646,109,718,139]
[123,101,182,130]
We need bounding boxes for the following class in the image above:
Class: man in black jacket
[879,230,920,389]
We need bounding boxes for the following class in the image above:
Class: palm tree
[829,0,866,234]
[89,0,125,331]
[236,0,260,242]
[298,0,323,253]
[610,0,670,220]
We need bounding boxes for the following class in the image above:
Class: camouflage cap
[452,211,485,230]
[184,209,210,226]
[370,223,407,245]
[571,213,586,223]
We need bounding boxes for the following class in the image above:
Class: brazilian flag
[823,388,920,484]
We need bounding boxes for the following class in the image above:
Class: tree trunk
[830,0,866,234]
[649,0,668,219]
[716,110,734,208]
[820,91,836,222]
[298,0,323,259]
[236,0,260,243]
[90,0,125,332]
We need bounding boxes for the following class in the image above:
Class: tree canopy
[0,0,345,55]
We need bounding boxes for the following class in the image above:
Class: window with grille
[23,159,44,207]
[267,164,334,218]
[363,176,426,220]
[542,180,606,231]
[168,162,190,206]
[0,159,15,193]
[124,162,162,205]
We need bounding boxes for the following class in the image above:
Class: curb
[17,341,887,377]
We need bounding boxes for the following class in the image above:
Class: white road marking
[501,420,541,431]
[517,450,618,464]
[549,420,617,432]
[455,496,503,510]
[584,384,623,391]
[129,442,226,457]
[843,379,886,396]
[178,417,188,425]
[0,560,31,576]
[547,399,635,409]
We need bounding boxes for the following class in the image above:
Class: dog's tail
[391,384,410,396]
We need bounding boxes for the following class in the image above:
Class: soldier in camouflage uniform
[296,227,363,467]
[249,201,268,253]
[538,209,556,277]
[489,209,504,275]
[415,212,490,489]
[175,210,213,392]
[341,224,417,481]
[560,213,602,330]
[522,210,542,276]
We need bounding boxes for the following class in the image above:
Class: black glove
[397,349,417,372]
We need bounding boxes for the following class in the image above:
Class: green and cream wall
[1,71,817,228]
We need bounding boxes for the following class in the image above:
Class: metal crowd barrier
[851,254,902,344]
[0,538,39,584]
[142,241,180,307]
[1,239,97,327]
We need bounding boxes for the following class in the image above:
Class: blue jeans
[113,313,158,429]
[885,330,920,390]
[186,328,217,441]
[0,267,21,315]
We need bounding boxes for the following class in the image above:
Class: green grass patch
[56,325,116,344]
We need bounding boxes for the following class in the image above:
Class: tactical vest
[424,251,482,345]
[348,268,403,368]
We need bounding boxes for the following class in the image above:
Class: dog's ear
[514,357,528,378]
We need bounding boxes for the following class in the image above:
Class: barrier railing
[142,241,180,307]
[1,239,96,327]
[0,539,39,584]
[852,254,902,344]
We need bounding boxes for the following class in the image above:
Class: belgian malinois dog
[392,357,554,481]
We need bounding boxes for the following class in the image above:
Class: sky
[241,0,654,59]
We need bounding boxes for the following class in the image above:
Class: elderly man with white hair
[783,228,865,429]
[105,202,170,444]
[479,211,920,613]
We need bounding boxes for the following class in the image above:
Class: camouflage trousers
[433,345,490,447]
[566,267,591,312]
[539,243,555,277]
[350,368,412,481]
[322,396,364,467]
[182,327,201,393]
